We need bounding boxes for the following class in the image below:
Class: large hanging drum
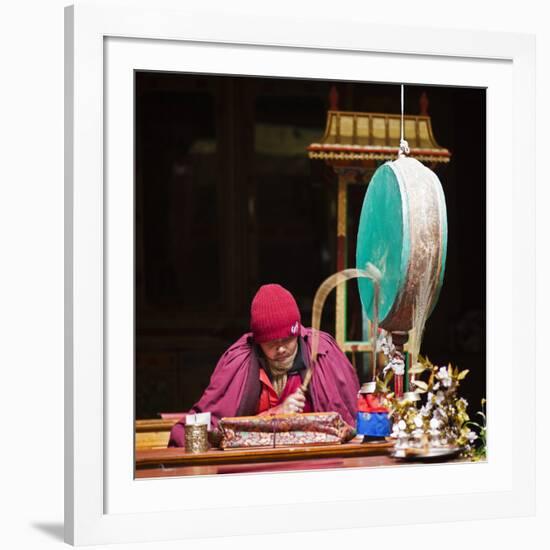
[356,157,448,332]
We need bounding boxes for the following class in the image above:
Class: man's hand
[278,388,306,414]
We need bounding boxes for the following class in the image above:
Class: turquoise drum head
[356,157,448,332]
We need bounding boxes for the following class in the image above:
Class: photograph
[57,0,537,545]
[133,71,487,478]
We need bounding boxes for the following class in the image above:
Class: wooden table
[135,418,177,450]
[135,438,423,478]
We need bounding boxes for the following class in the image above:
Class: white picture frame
[65,0,535,545]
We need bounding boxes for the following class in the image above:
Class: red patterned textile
[219,412,355,449]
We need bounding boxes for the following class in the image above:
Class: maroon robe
[168,325,360,447]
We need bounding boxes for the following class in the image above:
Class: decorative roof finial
[329,85,339,111]
[419,91,429,116]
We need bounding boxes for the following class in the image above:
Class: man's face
[259,336,298,363]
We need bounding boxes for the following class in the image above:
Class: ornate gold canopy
[307,110,451,164]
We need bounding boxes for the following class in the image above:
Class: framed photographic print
[65,0,535,545]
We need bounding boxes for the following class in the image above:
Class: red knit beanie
[250,284,301,343]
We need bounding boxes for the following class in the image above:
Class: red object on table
[357,393,388,413]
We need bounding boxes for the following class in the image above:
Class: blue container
[356,411,391,437]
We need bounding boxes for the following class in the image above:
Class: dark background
[134,72,486,420]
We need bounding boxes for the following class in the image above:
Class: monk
[168,283,360,447]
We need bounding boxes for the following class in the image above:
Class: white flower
[420,404,431,417]
[428,417,441,439]
[391,419,408,438]
[414,415,423,428]
[467,431,478,443]
[436,367,452,388]
[433,382,440,391]
[429,417,440,430]
[436,366,448,379]
[391,418,411,446]
[435,390,445,405]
